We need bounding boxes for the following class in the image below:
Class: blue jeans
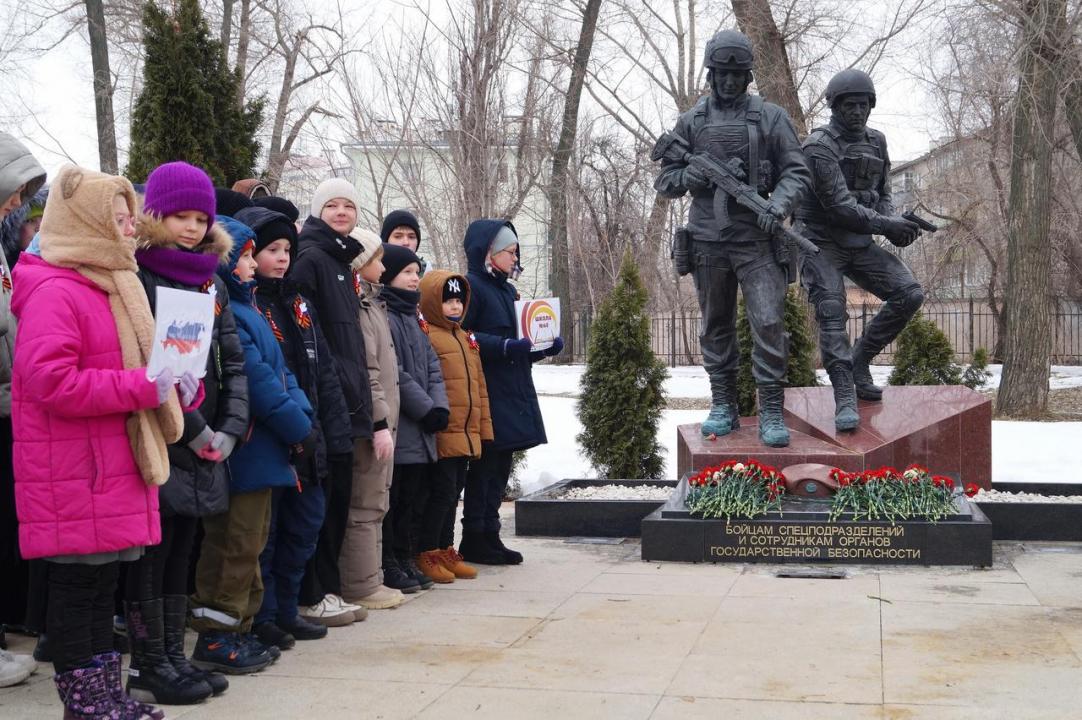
[256,484,325,625]
[463,447,513,534]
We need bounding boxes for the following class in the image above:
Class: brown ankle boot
[438,547,478,579]
[416,552,455,583]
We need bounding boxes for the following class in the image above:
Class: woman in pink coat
[11,166,196,720]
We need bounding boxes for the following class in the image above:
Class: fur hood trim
[136,212,234,263]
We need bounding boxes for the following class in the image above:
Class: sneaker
[416,551,455,583]
[383,565,422,594]
[349,586,406,610]
[277,615,328,641]
[191,632,273,675]
[404,558,435,590]
[439,546,478,579]
[253,622,295,651]
[0,649,36,688]
[299,596,355,628]
[328,594,368,622]
[242,633,280,662]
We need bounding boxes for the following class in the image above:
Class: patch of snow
[557,484,673,501]
[973,489,1082,504]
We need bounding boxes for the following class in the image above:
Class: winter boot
[485,532,523,565]
[438,546,478,580]
[95,651,165,720]
[0,648,36,688]
[54,662,121,720]
[416,551,455,584]
[382,563,422,594]
[191,631,273,675]
[349,585,407,610]
[162,595,228,697]
[756,384,791,448]
[277,615,328,641]
[827,365,860,432]
[403,558,435,590]
[253,622,296,651]
[458,530,506,565]
[701,374,741,438]
[851,338,883,401]
[33,633,52,663]
[124,600,212,705]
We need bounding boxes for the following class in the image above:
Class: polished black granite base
[641,478,993,566]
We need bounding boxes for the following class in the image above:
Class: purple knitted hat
[143,161,216,219]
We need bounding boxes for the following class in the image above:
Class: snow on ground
[516,364,1082,495]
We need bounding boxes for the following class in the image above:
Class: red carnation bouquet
[686,459,786,520]
[828,464,965,523]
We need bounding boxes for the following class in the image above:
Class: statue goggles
[706,46,753,69]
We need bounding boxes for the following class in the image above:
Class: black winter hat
[379,242,421,285]
[234,206,297,257]
[380,209,422,249]
[215,188,254,218]
[252,195,300,223]
[443,276,467,302]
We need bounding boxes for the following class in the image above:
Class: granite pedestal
[515,479,677,538]
[676,385,992,488]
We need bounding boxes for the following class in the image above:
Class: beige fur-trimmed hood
[136,212,234,263]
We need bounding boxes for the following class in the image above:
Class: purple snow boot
[95,652,165,720]
[54,662,122,720]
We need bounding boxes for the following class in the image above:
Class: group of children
[0,133,557,719]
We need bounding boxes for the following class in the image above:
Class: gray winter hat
[0,133,46,207]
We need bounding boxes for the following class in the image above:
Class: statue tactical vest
[829,129,885,202]
[692,95,772,193]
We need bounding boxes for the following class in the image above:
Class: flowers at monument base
[686,459,786,520]
[828,464,962,523]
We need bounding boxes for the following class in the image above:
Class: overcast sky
[12,1,941,182]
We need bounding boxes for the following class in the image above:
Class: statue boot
[851,338,883,401]
[701,374,740,438]
[827,365,860,432]
[756,384,790,448]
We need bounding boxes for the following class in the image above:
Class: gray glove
[210,432,238,462]
[187,426,214,454]
[152,368,175,405]
[177,371,199,407]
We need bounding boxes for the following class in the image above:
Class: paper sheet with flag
[147,286,215,380]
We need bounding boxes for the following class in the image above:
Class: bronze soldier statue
[654,29,811,448]
[794,69,926,431]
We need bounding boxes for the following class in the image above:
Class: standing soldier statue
[653,29,811,448]
[794,69,926,431]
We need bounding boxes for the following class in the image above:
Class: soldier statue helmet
[703,30,755,101]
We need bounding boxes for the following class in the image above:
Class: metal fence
[570,300,1082,367]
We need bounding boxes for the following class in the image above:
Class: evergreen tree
[126,0,263,185]
[962,347,993,390]
[577,251,668,479]
[737,287,819,415]
[888,312,963,386]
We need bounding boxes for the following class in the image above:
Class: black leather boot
[163,595,228,696]
[459,531,506,565]
[485,532,523,565]
[125,599,213,705]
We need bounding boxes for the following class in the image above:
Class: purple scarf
[135,246,219,287]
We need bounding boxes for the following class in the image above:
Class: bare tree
[548,0,603,360]
[84,0,117,173]
[732,0,806,132]
[997,0,1068,417]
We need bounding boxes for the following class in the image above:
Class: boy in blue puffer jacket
[189,216,317,675]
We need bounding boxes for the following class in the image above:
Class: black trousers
[125,514,198,601]
[0,418,29,628]
[47,561,119,673]
[434,458,468,550]
[299,453,352,606]
[463,448,514,534]
[385,464,427,563]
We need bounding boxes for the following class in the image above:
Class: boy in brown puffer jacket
[417,270,493,581]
